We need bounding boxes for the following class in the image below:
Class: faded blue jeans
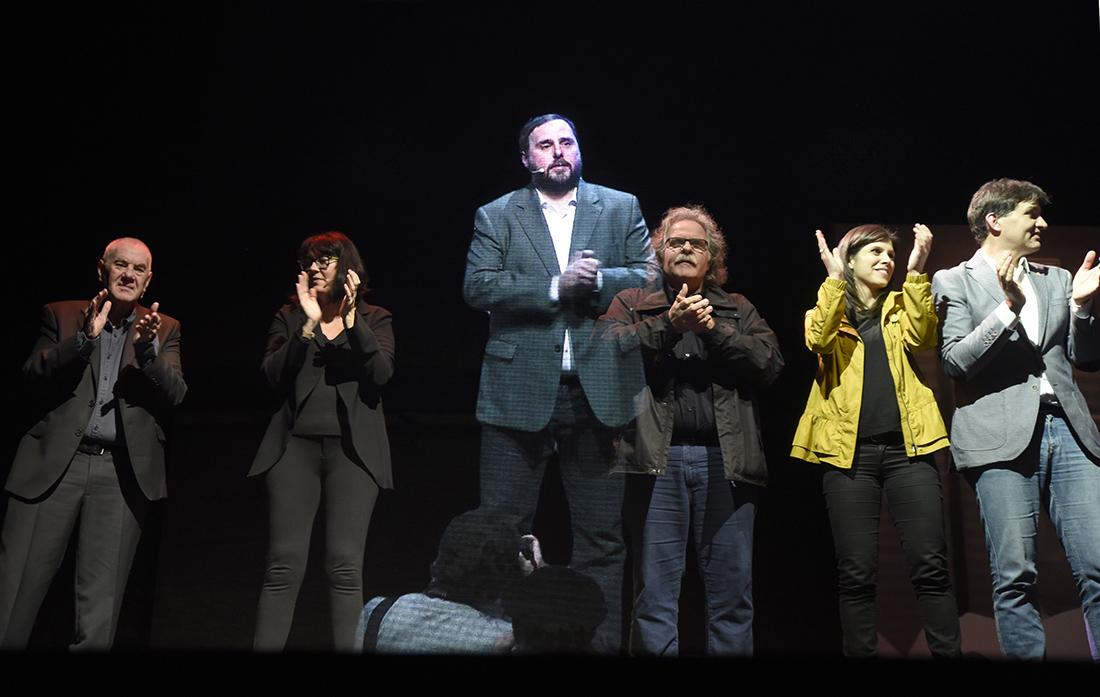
[965,412,1100,661]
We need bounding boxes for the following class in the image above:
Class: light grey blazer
[931,250,1100,469]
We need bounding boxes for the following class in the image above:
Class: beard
[532,157,582,195]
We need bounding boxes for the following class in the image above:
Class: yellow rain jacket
[791,273,949,468]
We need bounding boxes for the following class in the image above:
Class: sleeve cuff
[77,331,97,360]
[994,301,1020,329]
[135,336,159,366]
[1072,298,1094,319]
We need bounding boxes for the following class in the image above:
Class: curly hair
[426,511,525,609]
[652,204,728,286]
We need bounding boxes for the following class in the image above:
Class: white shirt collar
[535,187,577,213]
[979,249,1031,279]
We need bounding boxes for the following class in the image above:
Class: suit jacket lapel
[569,181,602,258]
[121,305,146,371]
[80,305,102,387]
[295,334,325,412]
[965,250,1006,308]
[512,185,561,275]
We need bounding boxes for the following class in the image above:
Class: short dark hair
[967,178,1050,243]
[503,566,605,654]
[652,204,729,286]
[518,114,578,155]
[426,511,524,609]
[296,231,369,305]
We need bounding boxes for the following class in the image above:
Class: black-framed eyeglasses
[298,255,340,271]
[666,237,708,253]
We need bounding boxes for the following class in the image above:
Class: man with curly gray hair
[597,204,783,656]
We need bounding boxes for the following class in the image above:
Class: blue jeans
[625,445,758,656]
[965,412,1100,661]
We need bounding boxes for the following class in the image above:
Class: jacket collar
[119,305,147,373]
[81,303,145,385]
[965,249,1053,345]
[966,249,1015,306]
[510,181,600,276]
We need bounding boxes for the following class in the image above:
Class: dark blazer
[8,301,186,501]
[249,301,394,489]
[932,250,1100,469]
[463,181,652,432]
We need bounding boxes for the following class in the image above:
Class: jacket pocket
[713,309,741,327]
[485,339,518,361]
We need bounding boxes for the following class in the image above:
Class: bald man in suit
[0,238,186,649]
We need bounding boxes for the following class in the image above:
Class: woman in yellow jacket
[792,224,960,658]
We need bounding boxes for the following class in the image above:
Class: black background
[5,1,1097,654]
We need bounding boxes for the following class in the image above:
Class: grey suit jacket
[8,301,187,501]
[932,250,1100,469]
[464,181,652,432]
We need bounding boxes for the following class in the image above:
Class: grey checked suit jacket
[931,250,1100,469]
[464,181,652,432]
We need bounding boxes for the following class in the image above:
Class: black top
[856,309,901,439]
[291,330,349,437]
[665,286,719,446]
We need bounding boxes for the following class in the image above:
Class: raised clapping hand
[1072,250,1099,310]
[83,289,112,340]
[668,283,714,334]
[907,223,933,275]
[341,269,360,328]
[815,230,844,281]
[133,302,162,343]
[295,271,323,335]
[996,251,1026,314]
[559,250,601,299]
[519,534,544,576]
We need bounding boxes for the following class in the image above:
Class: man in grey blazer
[0,238,186,649]
[464,114,652,652]
[932,178,1100,660]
